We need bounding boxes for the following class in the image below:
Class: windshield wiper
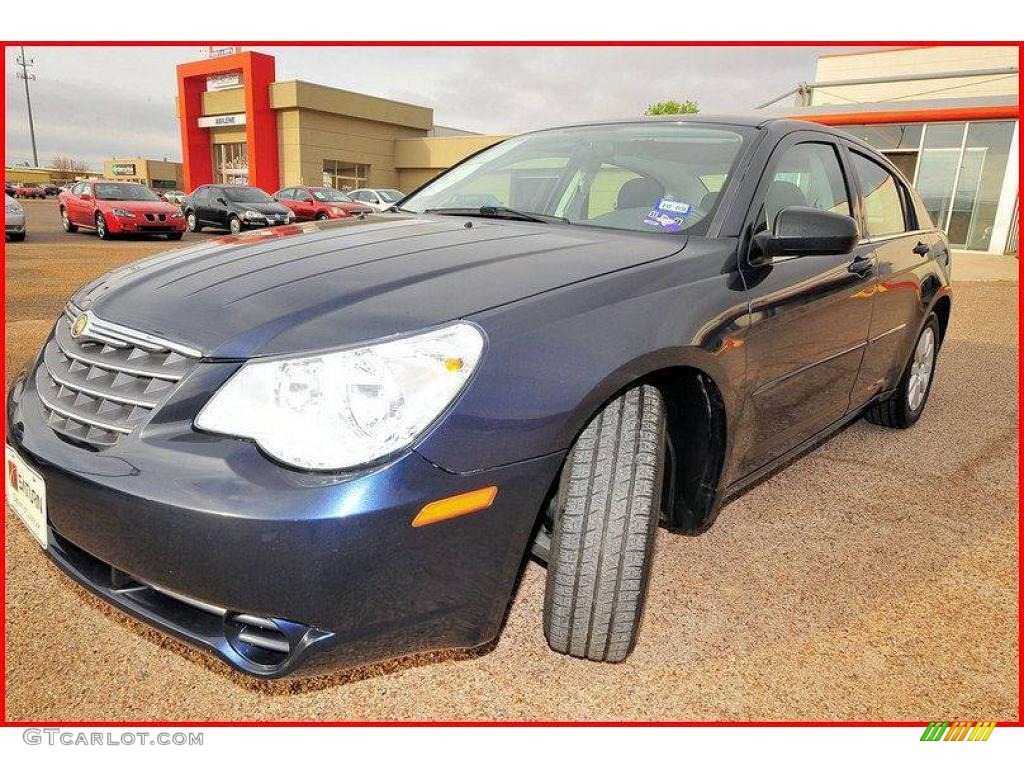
[423,206,568,224]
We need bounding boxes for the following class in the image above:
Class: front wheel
[315,212,329,221]
[7,232,25,242]
[228,216,242,235]
[186,211,201,232]
[543,383,667,663]
[95,212,111,240]
[865,314,940,429]
[60,207,77,233]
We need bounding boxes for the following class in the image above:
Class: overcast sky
[5,45,856,169]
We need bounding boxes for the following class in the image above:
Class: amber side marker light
[412,486,498,528]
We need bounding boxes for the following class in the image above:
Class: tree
[51,154,90,173]
[644,100,700,116]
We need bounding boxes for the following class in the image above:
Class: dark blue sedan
[5,116,951,677]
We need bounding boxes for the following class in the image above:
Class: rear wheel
[7,232,25,242]
[543,384,666,663]
[95,212,111,240]
[60,207,77,233]
[865,314,940,429]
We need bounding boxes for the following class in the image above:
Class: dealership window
[839,120,1016,251]
[214,142,249,185]
[322,161,368,191]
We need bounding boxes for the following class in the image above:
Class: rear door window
[850,151,908,237]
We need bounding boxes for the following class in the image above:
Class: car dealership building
[176,50,503,197]
[784,46,1018,255]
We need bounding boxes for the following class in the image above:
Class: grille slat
[37,305,200,448]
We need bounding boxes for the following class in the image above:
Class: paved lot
[4,201,1019,721]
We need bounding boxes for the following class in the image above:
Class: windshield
[402,123,749,235]
[94,183,160,201]
[311,188,353,202]
[224,187,274,204]
[377,189,403,203]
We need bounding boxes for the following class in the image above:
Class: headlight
[195,323,485,470]
[170,209,184,218]
[241,210,264,220]
[111,208,136,218]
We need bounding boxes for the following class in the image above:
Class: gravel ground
[4,200,1019,721]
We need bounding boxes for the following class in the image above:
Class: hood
[98,199,179,215]
[238,201,290,215]
[72,215,686,359]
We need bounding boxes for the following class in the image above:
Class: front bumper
[106,214,186,235]
[7,359,563,678]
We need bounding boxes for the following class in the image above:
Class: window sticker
[644,198,692,231]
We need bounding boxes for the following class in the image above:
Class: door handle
[912,241,930,256]
[848,255,876,276]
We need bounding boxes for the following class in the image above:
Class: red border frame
[1,40,1021,728]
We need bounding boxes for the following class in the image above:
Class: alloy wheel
[907,326,935,411]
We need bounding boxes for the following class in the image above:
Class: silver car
[5,193,26,241]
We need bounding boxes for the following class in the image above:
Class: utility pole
[16,46,38,167]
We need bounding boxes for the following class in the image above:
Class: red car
[272,186,374,221]
[59,180,186,240]
[13,183,46,199]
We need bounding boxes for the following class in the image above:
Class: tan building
[103,158,184,190]
[4,166,101,185]
[177,50,504,195]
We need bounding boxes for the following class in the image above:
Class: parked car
[5,117,951,679]
[12,183,46,199]
[184,184,293,235]
[161,190,187,207]
[346,187,405,212]
[273,186,374,221]
[4,194,26,241]
[4,182,15,197]
[41,183,61,197]
[58,180,186,240]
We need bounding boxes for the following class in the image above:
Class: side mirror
[752,206,859,263]
[80,193,92,201]
[216,197,227,205]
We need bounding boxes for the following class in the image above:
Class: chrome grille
[36,303,201,447]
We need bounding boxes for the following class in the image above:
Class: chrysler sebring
[5,117,951,678]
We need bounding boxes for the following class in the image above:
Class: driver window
[761,142,851,231]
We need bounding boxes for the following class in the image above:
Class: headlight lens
[195,323,485,470]
[111,208,136,218]
[241,210,263,220]
[170,209,184,218]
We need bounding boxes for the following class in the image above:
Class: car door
[74,183,95,225]
[207,187,229,228]
[845,146,944,403]
[190,186,209,224]
[732,133,877,476]
[293,189,317,220]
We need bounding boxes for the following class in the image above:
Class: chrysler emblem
[71,313,89,338]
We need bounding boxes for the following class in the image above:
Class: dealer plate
[5,444,47,549]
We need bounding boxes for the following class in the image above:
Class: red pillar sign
[176,51,280,193]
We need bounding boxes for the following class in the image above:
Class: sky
[4,45,857,170]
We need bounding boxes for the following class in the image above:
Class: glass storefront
[214,142,249,185]
[322,160,368,191]
[839,120,1016,251]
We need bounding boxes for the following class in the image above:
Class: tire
[865,313,940,429]
[60,207,77,233]
[186,211,201,232]
[315,212,329,221]
[543,383,666,663]
[7,232,25,242]
[228,216,242,235]
[95,212,111,240]
[166,232,184,241]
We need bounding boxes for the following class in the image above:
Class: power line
[15,46,39,167]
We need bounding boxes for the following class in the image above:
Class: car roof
[516,114,844,136]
